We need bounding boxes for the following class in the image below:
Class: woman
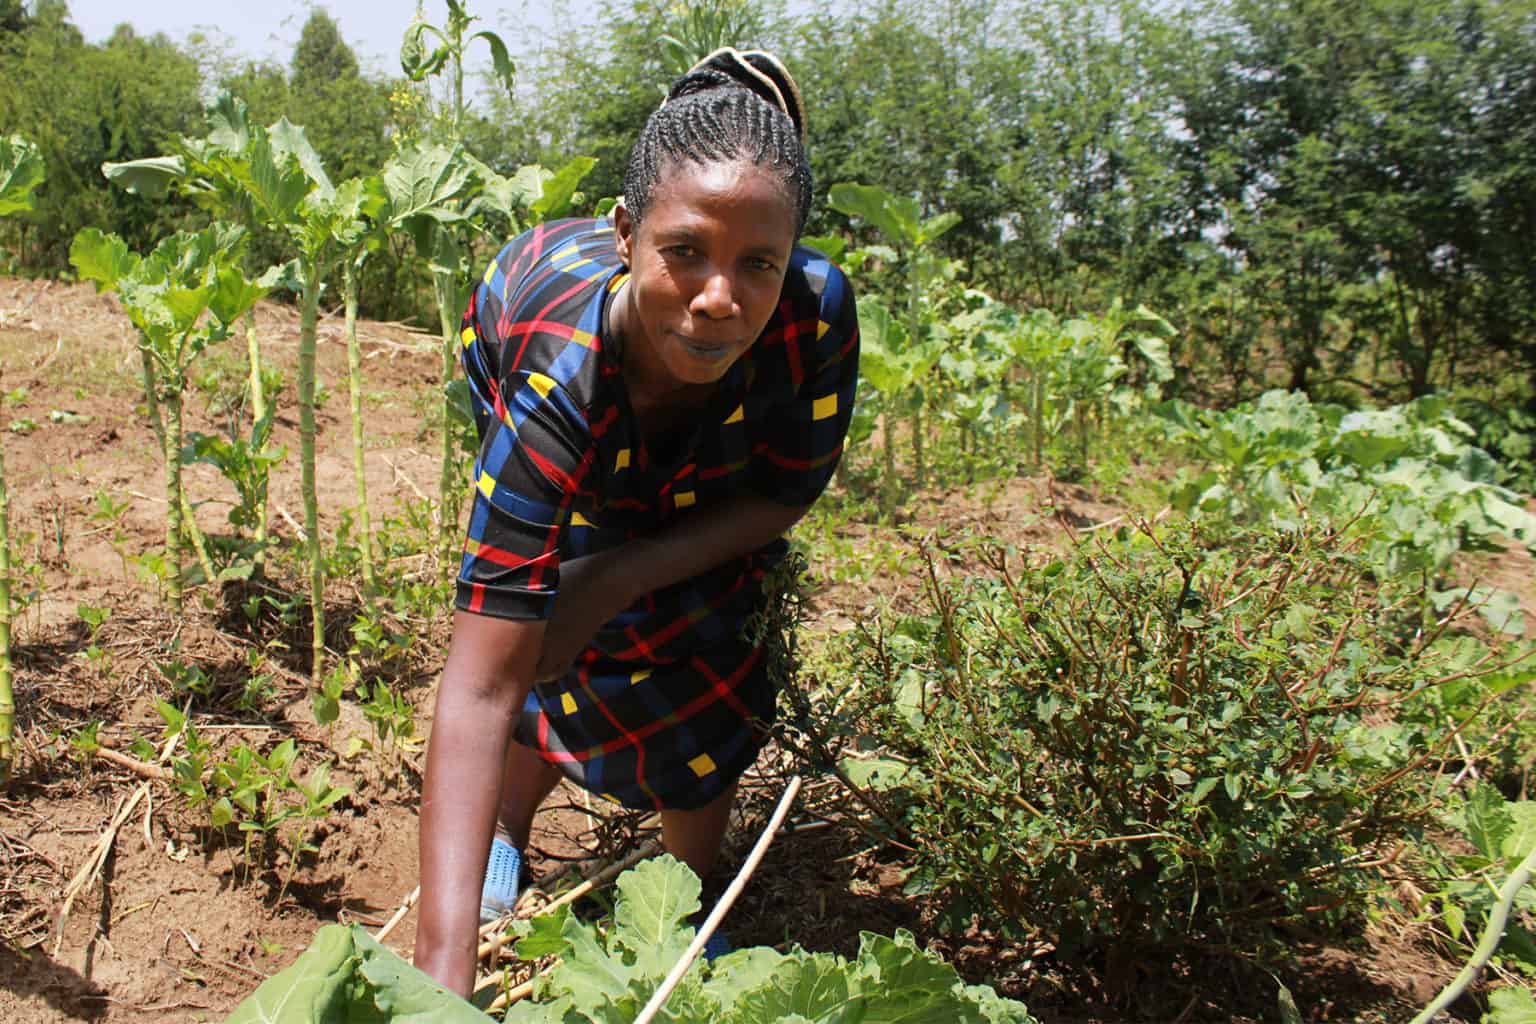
[413,48,858,995]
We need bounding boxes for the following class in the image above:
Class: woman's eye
[664,245,697,259]
[747,257,779,273]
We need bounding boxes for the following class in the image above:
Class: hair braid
[623,53,813,238]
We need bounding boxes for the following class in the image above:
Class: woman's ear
[613,200,634,266]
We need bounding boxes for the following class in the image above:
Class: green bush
[789,519,1530,961]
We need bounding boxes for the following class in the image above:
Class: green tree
[0,7,202,271]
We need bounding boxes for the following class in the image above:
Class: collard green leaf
[1463,785,1514,860]
[102,156,185,200]
[208,92,253,154]
[513,902,573,958]
[615,854,701,951]
[0,134,45,217]
[1503,802,1536,861]
[720,952,855,1024]
[268,118,334,197]
[1486,986,1536,1024]
[384,144,473,226]
[828,182,919,247]
[69,228,139,292]
[531,156,598,223]
[471,29,516,95]
[222,923,357,1023]
[352,927,488,1022]
[853,930,981,1024]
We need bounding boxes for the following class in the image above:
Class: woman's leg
[659,782,737,881]
[496,739,563,848]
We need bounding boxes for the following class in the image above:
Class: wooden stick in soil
[0,428,13,787]
[54,783,150,956]
[373,885,419,944]
[632,776,803,1024]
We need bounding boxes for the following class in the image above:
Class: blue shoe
[701,929,733,963]
[479,838,524,924]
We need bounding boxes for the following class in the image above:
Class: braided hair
[623,48,812,238]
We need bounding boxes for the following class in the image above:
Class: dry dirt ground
[0,277,1531,1023]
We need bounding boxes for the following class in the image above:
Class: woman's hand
[534,551,636,681]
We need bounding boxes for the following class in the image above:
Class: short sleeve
[747,259,859,507]
[455,274,593,620]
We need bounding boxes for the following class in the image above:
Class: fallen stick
[54,784,149,957]
[93,747,170,781]
[373,886,420,944]
[633,776,803,1024]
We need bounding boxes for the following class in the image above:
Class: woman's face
[614,159,796,390]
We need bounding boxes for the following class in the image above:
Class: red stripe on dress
[538,645,763,764]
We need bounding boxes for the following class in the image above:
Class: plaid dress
[456,217,858,811]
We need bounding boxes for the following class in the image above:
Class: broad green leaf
[0,134,45,216]
[268,118,334,197]
[919,211,960,244]
[800,234,847,262]
[841,756,920,792]
[614,854,701,950]
[828,182,919,247]
[384,143,473,225]
[207,91,253,153]
[69,228,140,291]
[531,156,598,223]
[210,266,270,325]
[1486,986,1536,1024]
[853,931,978,1023]
[223,923,357,1023]
[102,156,185,200]
[471,29,516,95]
[513,902,572,958]
[353,927,488,1022]
[1464,785,1514,859]
[1504,802,1536,861]
[245,134,311,226]
[722,952,855,1024]
[962,983,1036,1024]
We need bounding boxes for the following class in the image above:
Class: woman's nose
[691,270,738,320]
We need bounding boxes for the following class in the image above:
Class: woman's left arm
[533,496,805,679]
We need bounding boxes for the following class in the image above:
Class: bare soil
[1,277,1529,1023]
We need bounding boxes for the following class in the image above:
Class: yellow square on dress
[560,692,578,715]
[688,753,716,777]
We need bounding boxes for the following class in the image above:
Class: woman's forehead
[644,160,797,233]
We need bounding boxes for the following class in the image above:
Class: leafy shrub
[789,519,1530,961]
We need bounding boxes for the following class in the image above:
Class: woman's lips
[674,332,738,360]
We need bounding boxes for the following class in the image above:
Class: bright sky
[62,0,595,76]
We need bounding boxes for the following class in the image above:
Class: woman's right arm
[413,609,546,996]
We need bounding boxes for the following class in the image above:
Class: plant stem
[343,262,376,596]
[1409,844,1536,1024]
[298,262,324,682]
[434,270,461,568]
[245,310,269,575]
[0,433,13,787]
[164,383,185,613]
